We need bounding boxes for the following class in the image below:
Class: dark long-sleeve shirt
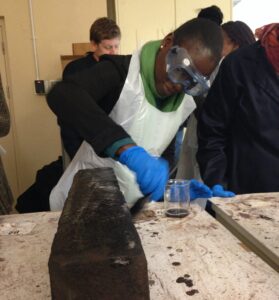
[47,55,132,158]
[197,42,279,194]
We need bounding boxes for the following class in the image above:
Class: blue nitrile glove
[212,184,235,197]
[118,146,169,201]
[189,179,212,200]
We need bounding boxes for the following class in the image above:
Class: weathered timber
[48,168,149,300]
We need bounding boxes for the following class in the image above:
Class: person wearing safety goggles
[47,18,228,212]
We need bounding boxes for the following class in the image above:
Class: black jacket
[197,42,279,194]
[63,52,98,80]
[47,55,132,158]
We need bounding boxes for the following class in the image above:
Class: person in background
[47,18,225,211]
[16,18,121,213]
[176,20,255,196]
[61,17,121,160]
[63,17,121,79]
[0,74,14,214]
[197,5,223,25]
[197,23,279,195]
[221,20,256,56]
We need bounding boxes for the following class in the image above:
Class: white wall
[116,0,232,54]
[233,0,278,33]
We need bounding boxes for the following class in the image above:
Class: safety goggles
[166,46,210,96]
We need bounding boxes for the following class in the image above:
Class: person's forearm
[47,81,130,155]
[197,57,238,187]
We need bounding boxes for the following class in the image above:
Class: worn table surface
[0,212,59,300]
[209,193,279,272]
[0,204,278,300]
[135,203,279,299]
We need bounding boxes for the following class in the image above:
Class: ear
[90,41,98,52]
[160,33,174,49]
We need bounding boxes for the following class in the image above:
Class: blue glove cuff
[118,146,144,164]
[105,138,135,159]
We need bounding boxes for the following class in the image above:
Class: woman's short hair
[90,17,121,43]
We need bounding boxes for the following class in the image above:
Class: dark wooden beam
[49,168,150,300]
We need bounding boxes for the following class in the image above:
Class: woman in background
[197,23,279,194]
[221,20,256,56]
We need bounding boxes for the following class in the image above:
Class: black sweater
[47,55,132,158]
[62,52,98,80]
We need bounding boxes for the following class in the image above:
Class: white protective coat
[50,48,196,211]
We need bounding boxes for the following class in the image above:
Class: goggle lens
[168,67,198,89]
[166,46,209,96]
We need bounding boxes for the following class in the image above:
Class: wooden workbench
[209,192,279,272]
[0,203,278,300]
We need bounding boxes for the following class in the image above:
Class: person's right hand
[118,146,169,201]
